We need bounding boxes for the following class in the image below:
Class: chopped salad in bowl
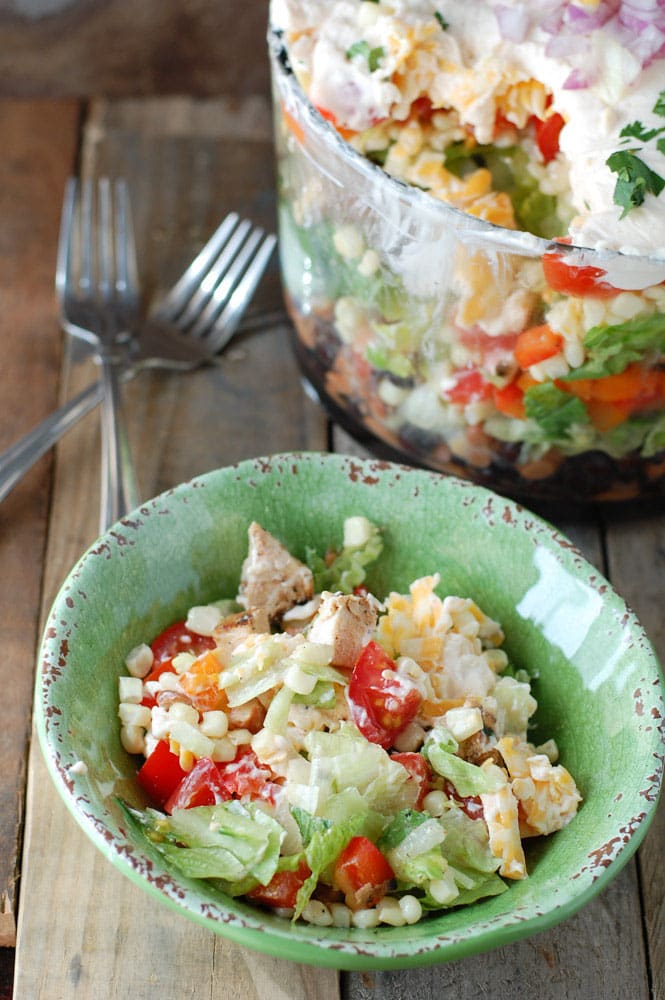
[271,0,665,504]
[37,454,664,968]
[118,516,581,928]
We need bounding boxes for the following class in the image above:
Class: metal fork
[0,211,277,508]
[58,177,141,531]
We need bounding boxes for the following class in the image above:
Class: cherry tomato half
[348,641,422,749]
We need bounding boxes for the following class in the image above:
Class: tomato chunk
[348,641,422,749]
[164,757,228,813]
[137,740,188,807]
[542,247,622,299]
[247,860,312,910]
[391,752,432,809]
[442,369,493,405]
[333,836,394,910]
[533,112,565,164]
[150,620,216,668]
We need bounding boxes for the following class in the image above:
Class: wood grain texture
[0,98,81,947]
[600,511,665,1000]
[0,0,271,98]
[13,94,334,1000]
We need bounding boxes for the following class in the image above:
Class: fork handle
[98,357,140,531]
[0,381,102,505]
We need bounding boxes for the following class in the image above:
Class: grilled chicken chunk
[237,522,314,623]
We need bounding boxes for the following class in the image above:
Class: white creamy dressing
[272,0,665,261]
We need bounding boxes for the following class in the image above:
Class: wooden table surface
[1,88,664,1000]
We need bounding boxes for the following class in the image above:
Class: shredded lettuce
[291,809,367,919]
[306,518,383,594]
[444,141,566,239]
[303,724,419,815]
[423,729,506,797]
[118,799,284,889]
[523,382,589,441]
[562,312,665,381]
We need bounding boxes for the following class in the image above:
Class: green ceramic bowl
[37,452,664,971]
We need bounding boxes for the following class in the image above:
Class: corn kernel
[186,604,223,637]
[125,643,154,678]
[200,710,229,738]
[120,725,146,755]
[118,703,152,729]
[118,676,143,704]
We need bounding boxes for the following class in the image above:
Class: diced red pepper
[137,740,188,807]
[514,324,564,370]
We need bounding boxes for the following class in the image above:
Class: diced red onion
[494,4,531,41]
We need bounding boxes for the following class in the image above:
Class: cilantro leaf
[619,121,665,144]
[524,382,588,440]
[653,90,665,118]
[346,40,385,72]
[606,149,665,217]
[435,11,449,29]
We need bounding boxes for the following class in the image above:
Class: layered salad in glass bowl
[269,0,665,504]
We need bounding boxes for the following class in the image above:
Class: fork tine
[55,177,77,302]
[177,218,253,329]
[113,178,140,312]
[97,177,113,303]
[151,212,240,323]
[79,178,94,296]
[188,226,266,339]
[200,233,277,353]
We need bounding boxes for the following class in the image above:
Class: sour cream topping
[272,0,665,259]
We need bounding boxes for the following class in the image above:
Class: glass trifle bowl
[268,2,665,506]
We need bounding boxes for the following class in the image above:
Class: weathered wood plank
[600,511,665,999]
[0,97,81,947]
[14,95,334,1000]
[0,0,270,99]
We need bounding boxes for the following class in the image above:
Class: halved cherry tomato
[532,112,565,164]
[164,748,279,813]
[348,641,423,749]
[391,752,432,809]
[137,740,188,807]
[542,242,622,299]
[442,369,494,405]
[165,756,228,813]
[214,747,279,803]
[140,622,217,708]
[514,324,563,369]
[150,620,216,667]
[333,836,394,910]
[247,860,312,910]
[443,778,484,821]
